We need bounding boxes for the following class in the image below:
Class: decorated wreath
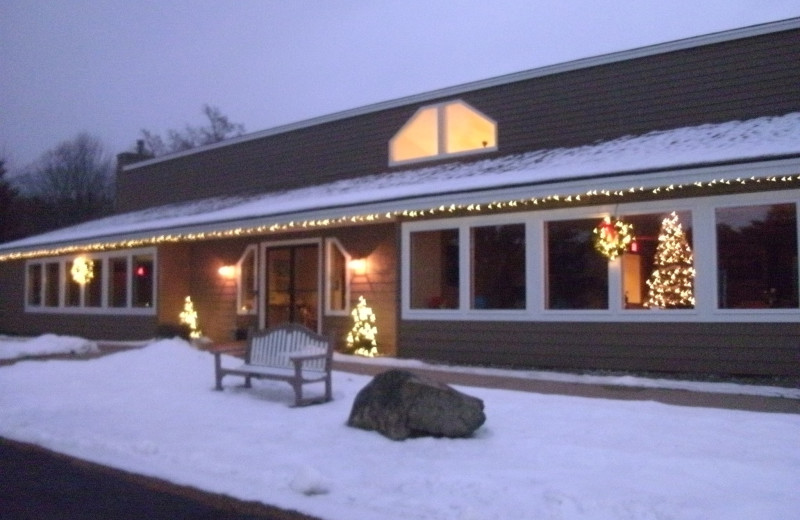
[593,216,634,260]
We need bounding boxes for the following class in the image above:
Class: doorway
[263,242,321,331]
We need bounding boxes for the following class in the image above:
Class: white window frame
[24,247,157,316]
[236,244,258,315]
[389,99,498,166]
[325,238,352,316]
[402,189,800,323]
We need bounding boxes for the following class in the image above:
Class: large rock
[347,369,486,440]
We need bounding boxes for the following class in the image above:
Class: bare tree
[25,133,114,227]
[140,104,245,156]
[0,157,20,242]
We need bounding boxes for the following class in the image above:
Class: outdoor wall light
[218,265,236,278]
[348,258,367,276]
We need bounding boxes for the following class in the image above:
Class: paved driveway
[0,438,320,520]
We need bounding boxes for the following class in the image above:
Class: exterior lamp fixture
[218,265,236,278]
[348,258,367,276]
[70,256,95,285]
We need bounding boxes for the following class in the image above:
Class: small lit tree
[645,212,695,309]
[346,296,378,357]
[179,296,202,338]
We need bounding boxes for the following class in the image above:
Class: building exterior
[1,19,799,377]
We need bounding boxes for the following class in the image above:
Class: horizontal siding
[117,28,800,212]
[398,320,800,377]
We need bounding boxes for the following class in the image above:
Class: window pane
[132,255,154,308]
[86,260,103,307]
[238,247,257,313]
[390,106,438,163]
[716,203,798,309]
[547,219,608,309]
[65,270,81,307]
[471,224,525,309]
[44,262,60,307]
[328,243,347,312]
[27,264,42,306]
[410,229,459,309]
[620,211,694,309]
[445,101,496,154]
[109,257,128,307]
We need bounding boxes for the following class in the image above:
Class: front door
[263,243,320,331]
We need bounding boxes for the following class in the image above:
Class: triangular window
[389,100,497,166]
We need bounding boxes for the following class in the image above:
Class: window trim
[389,99,498,167]
[402,189,800,323]
[236,245,258,316]
[324,238,352,316]
[24,247,157,315]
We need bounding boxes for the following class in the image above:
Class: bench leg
[214,354,224,390]
[291,380,303,407]
[244,375,252,388]
[324,373,332,402]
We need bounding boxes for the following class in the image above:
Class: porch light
[218,265,236,278]
[348,258,367,276]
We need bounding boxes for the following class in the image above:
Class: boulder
[347,369,486,440]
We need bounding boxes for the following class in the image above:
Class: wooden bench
[213,323,333,406]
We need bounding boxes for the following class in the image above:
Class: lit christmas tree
[346,295,378,357]
[645,212,695,309]
[179,296,202,338]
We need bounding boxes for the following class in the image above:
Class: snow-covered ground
[1,336,798,519]
[0,334,99,360]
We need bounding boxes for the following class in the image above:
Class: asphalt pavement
[0,438,321,520]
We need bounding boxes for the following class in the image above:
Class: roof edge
[123,17,800,172]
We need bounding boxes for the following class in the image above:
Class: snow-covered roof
[2,112,800,260]
[125,18,800,171]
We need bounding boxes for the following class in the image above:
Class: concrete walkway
[333,357,800,415]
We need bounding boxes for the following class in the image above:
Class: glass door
[264,243,320,331]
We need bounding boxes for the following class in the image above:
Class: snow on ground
[1,337,798,520]
[0,334,99,360]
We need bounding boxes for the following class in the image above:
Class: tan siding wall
[117,28,800,212]
[398,321,800,377]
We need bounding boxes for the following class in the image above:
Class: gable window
[389,100,497,165]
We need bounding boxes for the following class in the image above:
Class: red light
[630,240,639,253]
[136,266,146,276]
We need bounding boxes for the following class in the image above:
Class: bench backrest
[246,324,332,372]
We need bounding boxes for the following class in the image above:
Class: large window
[472,224,525,309]
[403,191,799,322]
[546,219,608,310]
[389,100,497,165]
[410,229,459,309]
[26,248,156,314]
[716,203,798,309]
[620,211,694,310]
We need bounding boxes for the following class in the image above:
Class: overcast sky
[2,1,799,172]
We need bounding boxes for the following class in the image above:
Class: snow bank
[0,337,798,519]
[0,334,99,360]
